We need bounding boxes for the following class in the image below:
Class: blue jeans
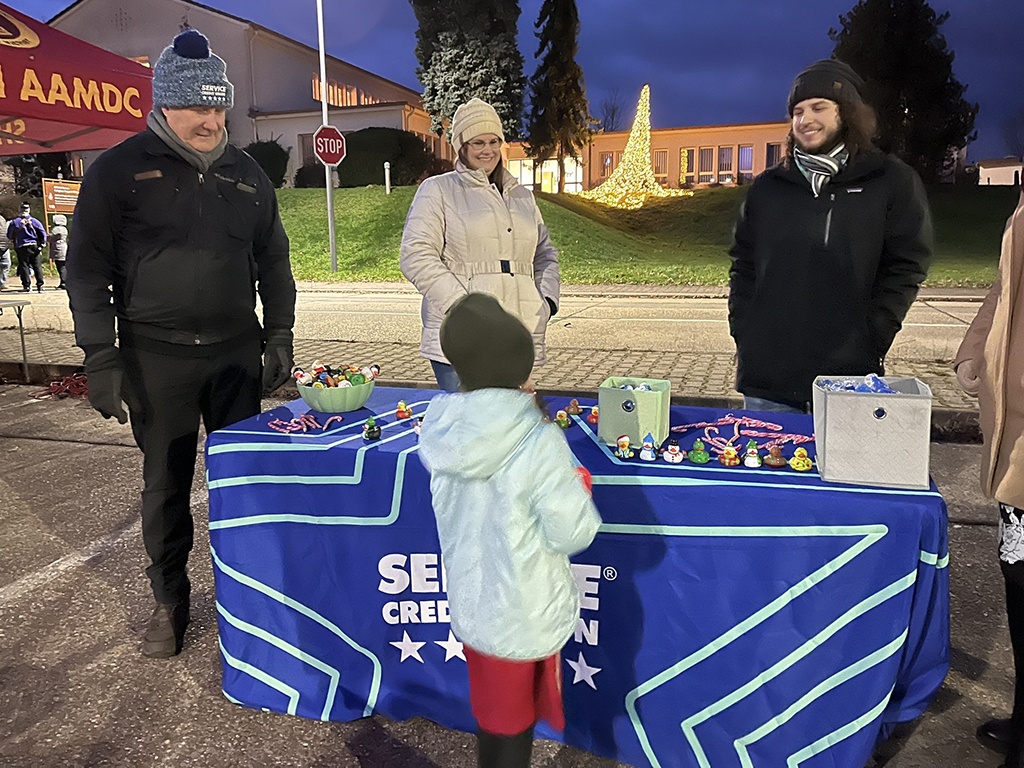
[0,248,9,286]
[743,395,807,414]
[430,360,461,393]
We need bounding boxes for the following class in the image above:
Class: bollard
[384,161,391,195]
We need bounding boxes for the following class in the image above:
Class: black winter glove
[84,346,131,425]
[263,329,294,394]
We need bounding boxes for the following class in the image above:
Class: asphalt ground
[0,282,1010,767]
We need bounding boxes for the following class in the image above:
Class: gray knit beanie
[440,293,534,391]
[152,29,234,109]
[788,59,864,115]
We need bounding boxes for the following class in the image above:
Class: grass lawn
[279,182,1019,287]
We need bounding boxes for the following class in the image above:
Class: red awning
[0,2,152,156]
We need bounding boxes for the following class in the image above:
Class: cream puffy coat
[400,162,560,364]
[954,190,1024,509]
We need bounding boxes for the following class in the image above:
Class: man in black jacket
[67,29,296,658]
[728,59,933,412]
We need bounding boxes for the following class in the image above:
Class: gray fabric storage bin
[812,376,933,490]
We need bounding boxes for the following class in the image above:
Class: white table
[0,298,31,382]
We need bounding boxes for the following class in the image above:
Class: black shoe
[36,285,43,293]
[141,598,190,658]
[978,717,1015,755]
[57,283,67,290]
[477,727,533,768]
[19,286,30,292]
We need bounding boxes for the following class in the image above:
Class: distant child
[417,292,601,768]
[48,213,69,290]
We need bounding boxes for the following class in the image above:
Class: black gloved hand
[262,328,294,394]
[84,346,130,425]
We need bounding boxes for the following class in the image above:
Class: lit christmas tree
[580,84,692,210]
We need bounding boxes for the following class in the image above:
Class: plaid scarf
[793,143,849,198]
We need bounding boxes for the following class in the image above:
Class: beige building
[49,0,450,183]
[507,121,791,193]
[977,158,1023,186]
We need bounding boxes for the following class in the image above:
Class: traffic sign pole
[315,0,338,272]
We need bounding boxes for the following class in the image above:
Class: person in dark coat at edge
[728,58,933,412]
[66,29,296,658]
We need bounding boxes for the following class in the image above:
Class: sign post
[42,177,81,216]
[314,0,343,272]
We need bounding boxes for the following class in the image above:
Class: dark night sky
[11,0,1024,161]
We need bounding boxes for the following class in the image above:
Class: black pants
[15,244,43,289]
[121,338,262,604]
[53,258,67,287]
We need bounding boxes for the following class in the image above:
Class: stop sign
[313,124,346,166]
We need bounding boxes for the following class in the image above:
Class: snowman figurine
[639,433,658,462]
[662,438,685,464]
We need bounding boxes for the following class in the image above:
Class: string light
[579,84,693,210]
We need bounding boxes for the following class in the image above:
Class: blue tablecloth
[206,386,949,768]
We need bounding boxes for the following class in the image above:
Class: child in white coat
[417,292,601,768]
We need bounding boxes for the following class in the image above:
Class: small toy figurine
[396,400,413,419]
[719,444,741,467]
[639,433,658,461]
[363,417,381,441]
[614,434,634,459]
[338,379,352,388]
[788,447,814,472]
[742,439,762,468]
[662,438,686,463]
[347,371,367,386]
[565,398,583,416]
[636,382,652,392]
[619,384,634,391]
[763,445,787,468]
[688,438,710,464]
[413,415,424,435]
[586,405,599,425]
[554,410,571,429]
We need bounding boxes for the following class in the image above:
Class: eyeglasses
[466,138,503,151]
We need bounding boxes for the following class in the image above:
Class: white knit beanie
[450,98,505,155]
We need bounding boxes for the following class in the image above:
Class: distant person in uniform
[728,58,933,412]
[6,202,47,293]
[955,188,1024,767]
[66,29,296,658]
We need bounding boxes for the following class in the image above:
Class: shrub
[294,163,336,188]
[336,127,439,188]
[243,138,290,188]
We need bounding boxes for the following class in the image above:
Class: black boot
[477,727,533,768]
[141,598,190,658]
[979,718,1014,755]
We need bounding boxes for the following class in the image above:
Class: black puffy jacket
[67,129,295,351]
[728,151,933,407]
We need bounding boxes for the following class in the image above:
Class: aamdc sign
[313,124,346,166]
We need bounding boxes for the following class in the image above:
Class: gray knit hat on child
[152,29,234,109]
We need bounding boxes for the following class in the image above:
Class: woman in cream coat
[400,98,560,391]
[955,188,1024,767]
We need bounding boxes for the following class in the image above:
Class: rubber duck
[688,438,710,465]
[413,415,424,435]
[614,434,634,460]
[363,417,381,441]
[742,439,762,468]
[662,438,686,464]
[586,406,599,425]
[763,445,787,468]
[719,444,741,467]
[565,398,583,416]
[788,447,814,472]
[639,433,658,461]
[396,400,413,420]
[554,410,571,429]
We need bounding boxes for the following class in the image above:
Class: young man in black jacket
[66,29,296,658]
[728,59,933,412]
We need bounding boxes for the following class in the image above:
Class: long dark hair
[784,99,879,166]
[457,146,505,193]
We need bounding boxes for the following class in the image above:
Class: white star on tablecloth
[566,651,602,690]
[390,630,426,663]
[434,630,465,662]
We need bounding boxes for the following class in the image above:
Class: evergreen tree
[829,0,977,182]
[409,0,525,139]
[524,0,594,193]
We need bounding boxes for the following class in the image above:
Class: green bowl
[297,379,375,413]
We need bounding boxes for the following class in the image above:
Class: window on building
[680,148,695,186]
[653,149,668,185]
[718,146,734,184]
[738,145,754,182]
[600,152,614,177]
[698,147,714,184]
[616,151,623,167]
[766,143,782,168]
[299,133,315,165]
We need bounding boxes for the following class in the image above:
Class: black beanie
[787,59,865,115]
[440,293,535,392]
